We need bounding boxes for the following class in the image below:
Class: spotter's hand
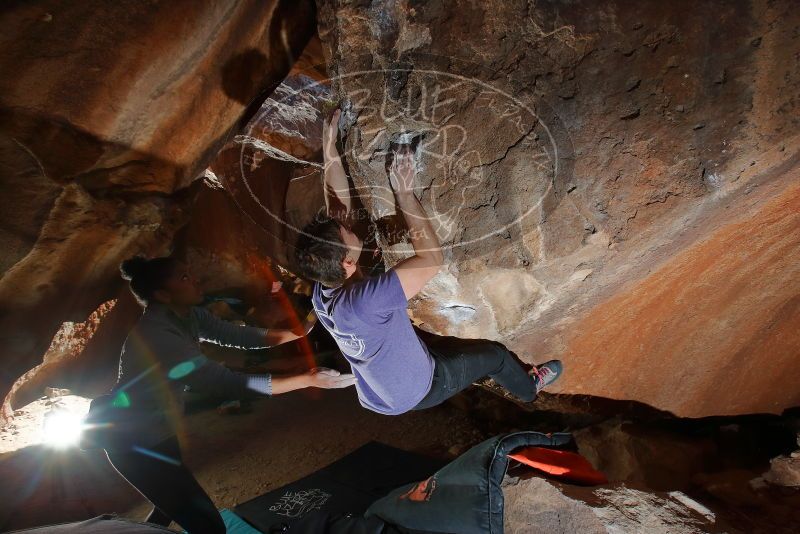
[306,367,356,389]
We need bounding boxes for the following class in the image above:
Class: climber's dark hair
[294,214,348,287]
[120,255,179,306]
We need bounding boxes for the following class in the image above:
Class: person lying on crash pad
[87,255,355,534]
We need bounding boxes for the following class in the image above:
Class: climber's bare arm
[322,109,353,223]
[390,149,444,300]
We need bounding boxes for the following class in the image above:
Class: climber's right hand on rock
[322,109,341,157]
[389,149,416,196]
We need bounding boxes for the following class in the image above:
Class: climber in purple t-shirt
[295,109,563,415]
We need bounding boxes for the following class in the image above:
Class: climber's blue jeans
[412,336,537,410]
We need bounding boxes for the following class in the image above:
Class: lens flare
[112,391,131,408]
[168,360,197,380]
[42,408,84,449]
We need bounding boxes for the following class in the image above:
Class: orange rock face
[553,164,800,417]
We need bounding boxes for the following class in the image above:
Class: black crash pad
[234,441,445,532]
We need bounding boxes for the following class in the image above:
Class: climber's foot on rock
[530,359,563,394]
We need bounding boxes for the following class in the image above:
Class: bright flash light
[42,408,84,449]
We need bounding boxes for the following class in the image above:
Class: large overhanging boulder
[314,0,800,417]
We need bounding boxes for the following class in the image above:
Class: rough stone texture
[0,0,317,415]
[573,419,717,491]
[763,435,800,487]
[1,291,147,417]
[504,478,608,534]
[503,478,730,534]
[763,454,800,487]
[315,0,800,417]
[3,299,118,415]
[180,36,331,297]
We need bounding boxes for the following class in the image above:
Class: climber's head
[120,256,203,307]
[295,214,362,287]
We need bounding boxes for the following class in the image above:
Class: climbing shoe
[530,360,563,393]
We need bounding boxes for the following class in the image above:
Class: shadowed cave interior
[0,1,799,532]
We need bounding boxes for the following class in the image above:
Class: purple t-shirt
[312,269,435,415]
